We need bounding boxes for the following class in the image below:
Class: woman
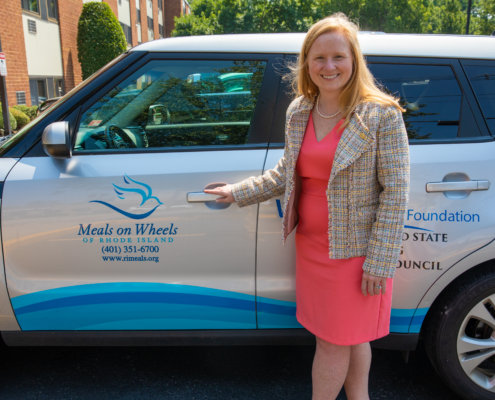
[205,13,409,400]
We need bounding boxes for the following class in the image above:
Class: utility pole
[466,0,473,35]
[0,36,11,136]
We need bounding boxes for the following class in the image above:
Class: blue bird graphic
[90,175,163,219]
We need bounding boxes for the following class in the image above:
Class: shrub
[10,107,30,129]
[13,104,37,120]
[0,107,18,131]
[77,2,127,80]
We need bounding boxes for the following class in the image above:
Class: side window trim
[73,52,281,154]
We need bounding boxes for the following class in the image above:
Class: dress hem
[296,312,390,346]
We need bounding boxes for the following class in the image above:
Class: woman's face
[307,31,354,97]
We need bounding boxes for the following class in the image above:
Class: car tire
[424,267,495,400]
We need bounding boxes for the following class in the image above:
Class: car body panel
[2,150,266,330]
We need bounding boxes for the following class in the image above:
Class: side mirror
[42,121,72,159]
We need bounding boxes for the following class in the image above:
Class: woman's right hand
[204,183,235,203]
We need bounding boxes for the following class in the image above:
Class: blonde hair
[293,13,403,120]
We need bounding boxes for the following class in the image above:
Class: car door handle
[187,192,220,202]
[426,180,490,192]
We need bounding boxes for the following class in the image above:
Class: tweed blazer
[231,96,410,278]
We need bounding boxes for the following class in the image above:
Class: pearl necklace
[315,96,341,119]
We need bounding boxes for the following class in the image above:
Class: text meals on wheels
[0,32,494,400]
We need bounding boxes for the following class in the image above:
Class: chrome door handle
[186,192,219,202]
[426,180,490,193]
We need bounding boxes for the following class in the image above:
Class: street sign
[0,52,7,76]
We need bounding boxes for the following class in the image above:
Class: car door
[368,58,495,333]
[2,54,278,331]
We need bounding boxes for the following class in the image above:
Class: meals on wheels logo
[90,175,163,219]
[78,175,179,264]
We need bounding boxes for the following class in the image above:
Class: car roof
[131,32,495,60]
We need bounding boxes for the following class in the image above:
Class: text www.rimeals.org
[102,255,160,263]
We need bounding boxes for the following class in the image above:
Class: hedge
[10,107,30,129]
[13,104,38,120]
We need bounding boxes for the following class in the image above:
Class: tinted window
[21,0,39,13]
[74,59,266,152]
[370,64,462,141]
[464,63,495,135]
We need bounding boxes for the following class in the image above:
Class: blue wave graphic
[11,282,429,332]
[89,200,160,220]
[390,308,428,333]
[404,225,433,232]
[12,283,256,330]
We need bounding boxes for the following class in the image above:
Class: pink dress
[295,113,393,345]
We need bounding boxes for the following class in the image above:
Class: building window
[37,80,47,103]
[55,79,64,97]
[120,22,132,45]
[158,24,164,38]
[147,16,154,40]
[182,0,190,15]
[29,78,47,105]
[16,92,27,105]
[21,0,39,13]
[137,8,141,22]
[47,0,58,20]
[158,0,163,11]
[137,23,142,43]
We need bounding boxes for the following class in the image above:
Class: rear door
[2,54,278,331]
[368,57,495,334]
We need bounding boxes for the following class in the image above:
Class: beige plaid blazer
[231,96,410,278]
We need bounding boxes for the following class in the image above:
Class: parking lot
[0,344,461,399]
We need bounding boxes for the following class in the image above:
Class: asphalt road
[0,345,462,399]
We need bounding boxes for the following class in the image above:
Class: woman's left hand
[361,271,386,296]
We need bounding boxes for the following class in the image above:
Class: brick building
[0,0,190,107]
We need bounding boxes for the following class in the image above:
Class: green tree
[471,0,495,35]
[172,0,489,36]
[434,0,465,33]
[173,0,317,36]
[77,2,127,80]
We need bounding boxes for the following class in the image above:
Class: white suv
[0,33,494,400]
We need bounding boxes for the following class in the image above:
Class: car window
[369,64,463,141]
[74,59,266,152]
[463,63,495,135]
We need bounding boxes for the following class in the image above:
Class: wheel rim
[457,295,495,392]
